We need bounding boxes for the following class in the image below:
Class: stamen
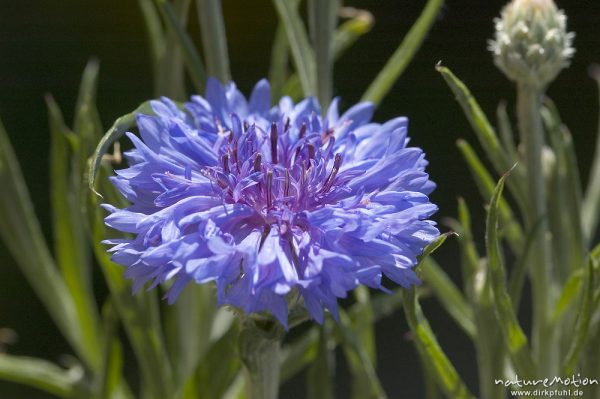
[307,143,315,160]
[221,154,230,174]
[253,153,262,173]
[323,153,342,192]
[243,120,249,133]
[266,170,273,208]
[284,117,291,132]
[284,168,291,197]
[270,122,278,164]
[298,122,307,139]
[231,139,240,173]
[322,127,334,143]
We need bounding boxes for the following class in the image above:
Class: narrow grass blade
[542,98,585,280]
[0,354,89,398]
[164,284,216,388]
[562,256,596,375]
[457,139,524,255]
[362,0,444,106]
[137,0,166,89]
[337,310,388,399]
[47,95,102,371]
[188,322,241,399]
[486,172,537,379]
[402,288,475,399]
[438,65,527,210]
[88,102,153,196]
[308,0,337,108]
[196,0,231,83]
[155,0,206,92]
[452,199,506,399]
[156,0,192,99]
[582,65,600,243]
[282,6,373,102]
[306,325,334,399]
[272,0,316,96]
[420,257,476,339]
[0,119,87,364]
[269,23,292,100]
[351,286,376,363]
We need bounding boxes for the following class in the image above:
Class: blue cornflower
[103,78,439,327]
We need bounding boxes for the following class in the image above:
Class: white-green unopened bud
[489,0,575,88]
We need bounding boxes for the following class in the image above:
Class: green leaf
[196,0,231,83]
[88,102,153,196]
[269,21,292,100]
[420,257,476,339]
[154,0,206,92]
[582,65,600,243]
[562,256,596,375]
[306,325,335,399]
[401,288,475,399]
[190,322,242,399]
[337,310,388,399]
[456,139,524,255]
[486,172,537,379]
[137,0,166,88]
[496,101,518,162]
[0,354,89,398]
[280,327,319,383]
[164,284,216,388]
[308,0,338,108]
[362,0,444,106]
[0,119,87,364]
[351,286,376,363]
[542,98,585,281]
[451,199,506,399]
[438,65,527,211]
[272,0,316,96]
[95,300,131,399]
[47,93,102,372]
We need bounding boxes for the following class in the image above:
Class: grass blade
[306,325,335,399]
[362,0,443,106]
[438,65,527,210]
[0,354,89,398]
[308,0,338,108]
[562,256,596,375]
[196,0,231,83]
[402,287,475,399]
[456,139,524,255]
[47,95,102,371]
[420,257,476,339]
[272,0,316,96]
[154,0,206,92]
[582,65,600,243]
[486,172,537,379]
[0,119,88,364]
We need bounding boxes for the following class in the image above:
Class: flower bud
[489,0,575,88]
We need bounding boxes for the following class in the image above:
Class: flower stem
[516,83,556,376]
[238,317,285,399]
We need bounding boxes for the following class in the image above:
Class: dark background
[1,1,598,398]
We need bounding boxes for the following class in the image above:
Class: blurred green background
[0,1,598,397]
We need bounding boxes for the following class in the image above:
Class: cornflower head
[103,78,439,327]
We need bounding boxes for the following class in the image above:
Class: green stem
[516,83,556,376]
[238,318,285,399]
